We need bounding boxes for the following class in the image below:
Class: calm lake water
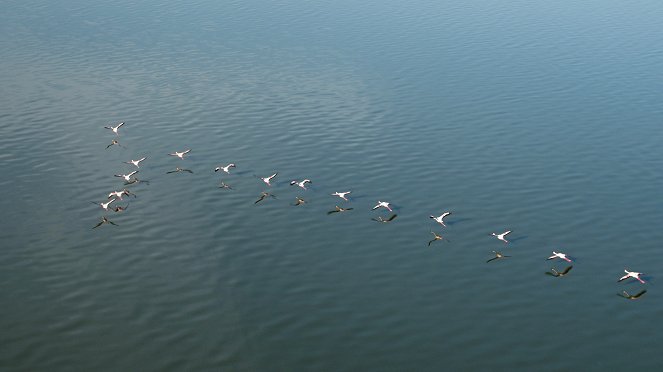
[2,0,663,370]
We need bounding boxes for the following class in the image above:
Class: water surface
[1,1,663,370]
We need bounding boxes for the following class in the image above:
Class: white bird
[491,230,511,243]
[290,179,311,190]
[547,251,572,262]
[260,173,278,186]
[372,201,392,212]
[618,269,646,284]
[215,163,236,174]
[169,149,191,159]
[114,170,138,182]
[331,191,351,201]
[108,189,134,200]
[124,157,147,168]
[108,191,124,200]
[430,212,451,227]
[104,122,124,135]
[92,198,116,211]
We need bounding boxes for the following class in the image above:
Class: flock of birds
[94,122,649,301]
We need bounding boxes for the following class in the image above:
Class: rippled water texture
[1,0,663,370]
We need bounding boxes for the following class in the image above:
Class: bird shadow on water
[124,178,152,187]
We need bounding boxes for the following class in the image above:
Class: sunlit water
[1,1,663,370]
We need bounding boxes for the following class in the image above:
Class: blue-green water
[1,1,663,370]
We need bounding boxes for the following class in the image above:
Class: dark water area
[1,1,662,370]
